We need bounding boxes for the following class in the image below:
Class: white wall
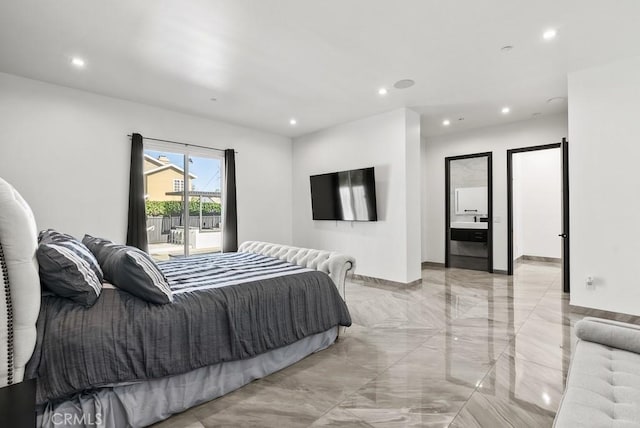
[292,108,422,284]
[404,110,422,282]
[0,72,293,245]
[512,148,562,260]
[569,55,640,316]
[421,113,568,271]
[512,155,524,260]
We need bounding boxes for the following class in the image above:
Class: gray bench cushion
[576,317,640,355]
[555,336,640,427]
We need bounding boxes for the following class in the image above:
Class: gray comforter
[26,253,351,404]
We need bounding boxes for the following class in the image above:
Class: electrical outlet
[586,276,594,287]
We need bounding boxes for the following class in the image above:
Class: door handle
[558,233,568,238]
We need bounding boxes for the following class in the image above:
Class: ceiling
[1,1,639,138]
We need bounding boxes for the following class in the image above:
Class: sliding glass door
[186,154,223,256]
[143,143,224,260]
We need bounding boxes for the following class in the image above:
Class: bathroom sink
[450,222,488,229]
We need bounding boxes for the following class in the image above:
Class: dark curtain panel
[126,133,149,252]
[222,149,238,252]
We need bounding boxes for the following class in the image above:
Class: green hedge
[146,200,221,216]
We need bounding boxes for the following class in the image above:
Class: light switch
[494,216,501,223]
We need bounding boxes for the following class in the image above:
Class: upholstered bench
[554,317,640,427]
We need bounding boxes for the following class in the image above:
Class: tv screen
[310,167,378,221]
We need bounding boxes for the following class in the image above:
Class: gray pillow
[82,235,173,305]
[81,234,115,266]
[37,231,104,307]
[40,230,104,280]
[39,229,76,244]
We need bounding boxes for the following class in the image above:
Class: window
[143,145,224,260]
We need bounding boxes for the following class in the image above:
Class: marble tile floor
[153,261,585,428]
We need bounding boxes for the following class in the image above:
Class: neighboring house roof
[144,164,197,179]
[144,154,164,167]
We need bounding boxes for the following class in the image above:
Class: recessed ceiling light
[289,118,297,126]
[71,57,86,68]
[393,79,415,89]
[501,107,511,114]
[442,119,451,126]
[542,28,557,40]
[378,88,388,96]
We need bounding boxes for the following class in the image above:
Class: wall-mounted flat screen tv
[310,167,378,221]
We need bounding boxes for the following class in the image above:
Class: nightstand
[0,378,36,427]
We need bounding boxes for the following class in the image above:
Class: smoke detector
[547,97,566,104]
[393,79,415,89]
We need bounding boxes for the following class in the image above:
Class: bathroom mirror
[454,187,488,216]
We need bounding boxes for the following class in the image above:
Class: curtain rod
[127,134,237,153]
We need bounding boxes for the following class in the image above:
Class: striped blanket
[27,252,351,403]
[159,252,312,294]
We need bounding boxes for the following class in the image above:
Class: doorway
[445,152,493,272]
[507,138,570,292]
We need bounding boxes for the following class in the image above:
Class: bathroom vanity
[449,221,489,271]
[450,223,488,242]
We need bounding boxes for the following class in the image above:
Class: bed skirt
[37,328,339,428]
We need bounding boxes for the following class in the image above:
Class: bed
[0,178,354,427]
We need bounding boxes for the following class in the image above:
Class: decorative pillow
[83,235,173,304]
[81,234,116,266]
[37,231,104,307]
[39,229,104,284]
[39,229,76,244]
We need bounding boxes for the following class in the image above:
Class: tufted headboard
[238,241,355,298]
[0,178,40,388]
